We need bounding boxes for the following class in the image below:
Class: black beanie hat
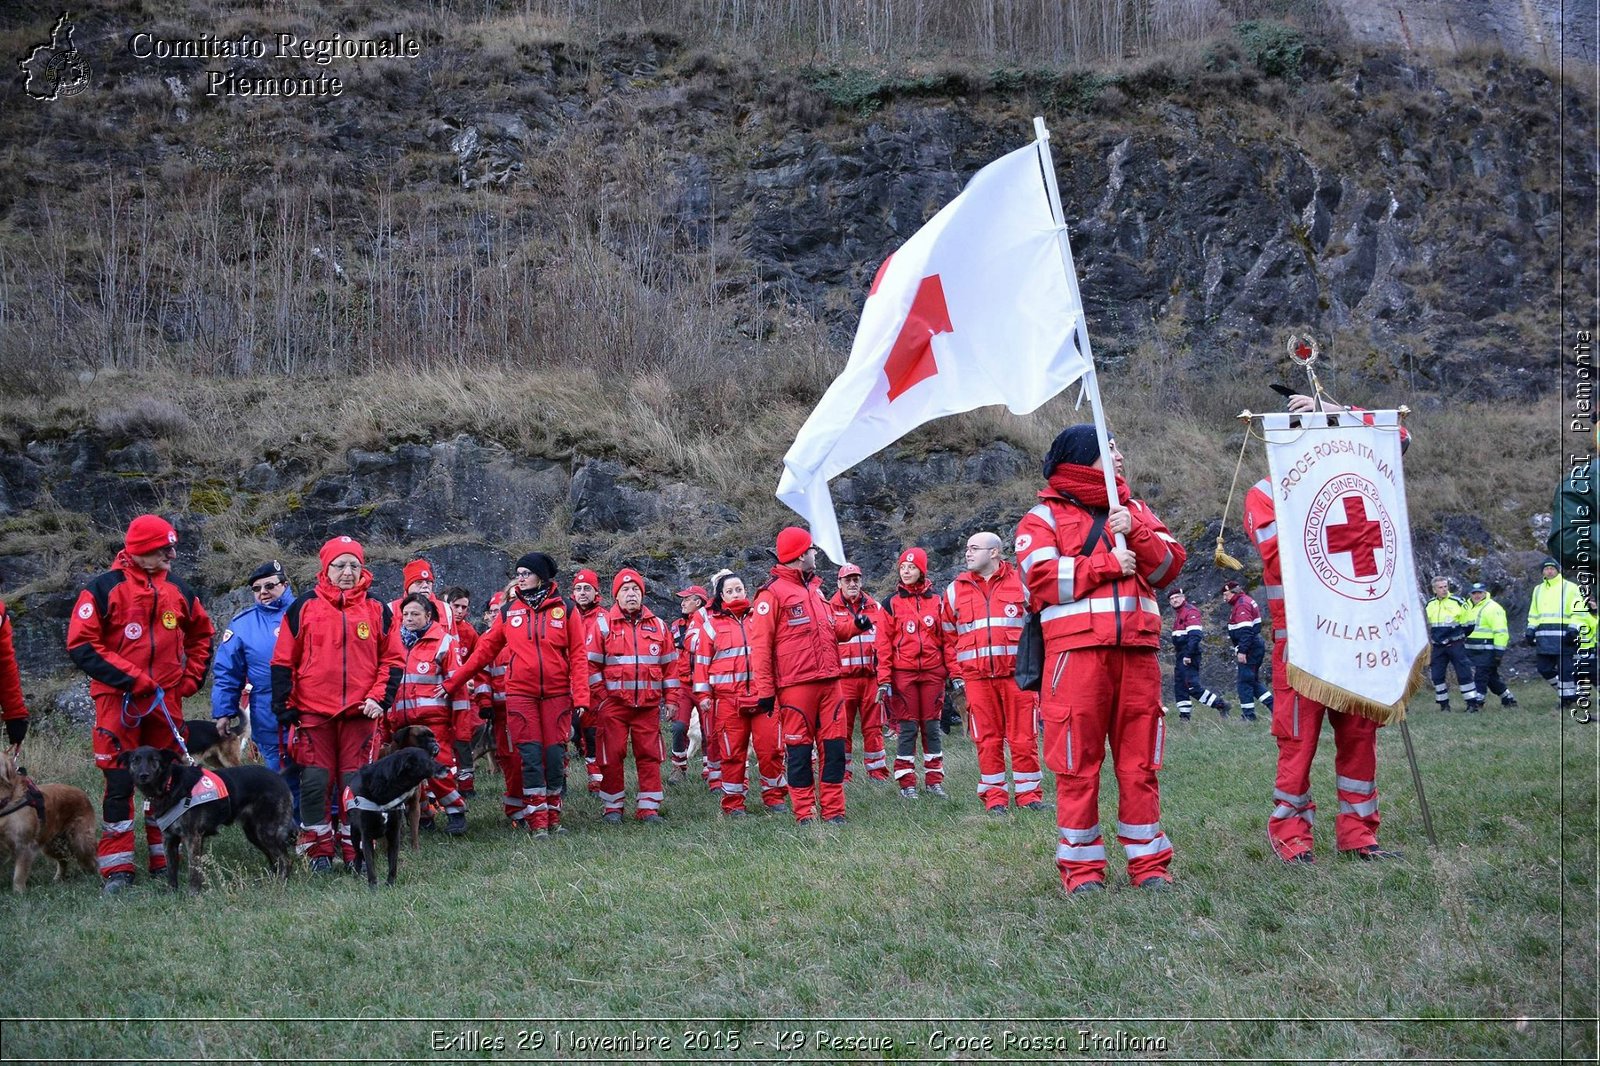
[516,552,557,581]
[1042,424,1103,477]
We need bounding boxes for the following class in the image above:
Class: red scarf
[1048,464,1130,508]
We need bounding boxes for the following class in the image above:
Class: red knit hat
[573,568,600,589]
[319,535,365,570]
[898,547,927,574]
[124,514,177,556]
[403,559,434,589]
[775,526,813,564]
[612,568,645,598]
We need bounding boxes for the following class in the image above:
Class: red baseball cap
[676,585,709,601]
[837,563,863,579]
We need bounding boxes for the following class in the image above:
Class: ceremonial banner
[777,136,1093,563]
[1262,410,1428,722]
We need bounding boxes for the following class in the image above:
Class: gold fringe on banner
[1284,647,1430,726]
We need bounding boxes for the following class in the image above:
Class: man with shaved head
[942,530,1044,814]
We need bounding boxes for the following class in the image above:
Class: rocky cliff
[0,14,1588,704]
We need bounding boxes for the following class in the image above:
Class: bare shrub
[94,397,195,441]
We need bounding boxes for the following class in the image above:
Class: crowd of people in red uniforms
[0,395,1422,897]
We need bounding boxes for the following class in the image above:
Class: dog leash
[122,689,196,765]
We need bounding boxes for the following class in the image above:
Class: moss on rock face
[189,482,233,515]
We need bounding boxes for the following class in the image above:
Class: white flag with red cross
[776,135,1093,563]
[1263,410,1428,721]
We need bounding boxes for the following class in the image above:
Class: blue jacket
[210,588,296,728]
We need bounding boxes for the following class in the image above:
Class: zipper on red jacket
[341,593,351,713]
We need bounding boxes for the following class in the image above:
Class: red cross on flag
[1263,409,1428,717]
[777,131,1093,563]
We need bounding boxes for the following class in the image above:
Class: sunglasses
[250,580,282,594]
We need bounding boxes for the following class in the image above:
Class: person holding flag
[1245,392,1414,864]
[1015,426,1184,894]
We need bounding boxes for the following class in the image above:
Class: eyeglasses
[328,561,362,572]
[514,569,535,578]
[250,580,282,594]
[964,545,996,553]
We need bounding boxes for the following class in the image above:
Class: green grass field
[1,686,1594,1064]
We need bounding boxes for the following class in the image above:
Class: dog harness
[342,784,420,814]
[152,769,230,833]
[0,776,44,821]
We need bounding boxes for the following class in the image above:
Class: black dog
[347,747,447,888]
[125,746,294,891]
[378,724,441,849]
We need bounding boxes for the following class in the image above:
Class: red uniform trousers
[489,703,528,825]
[713,698,786,814]
[965,677,1043,809]
[837,676,888,780]
[1040,647,1173,891]
[504,693,573,831]
[598,699,665,819]
[294,712,377,862]
[92,691,187,879]
[888,672,944,788]
[778,679,846,822]
[1267,640,1380,858]
[451,703,479,794]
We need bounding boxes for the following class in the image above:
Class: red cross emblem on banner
[871,257,954,402]
[1324,495,1384,579]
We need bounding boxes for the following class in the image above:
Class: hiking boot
[602,811,622,825]
[795,817,815,826]
[764,803,789,815]
[529,828,550,839]
[899,786,918,799]
[987,806,1010,817]
[724,809,749,819]
[1241,712,1258,722]
[1466,701,1483,713]
[1020,800,1049,811]
[1178,712,1192,722]
[101,872,134,897]
[667,767,687,785]
[1134,874,1173,891]
[824,815,847,825]
[1501,694,1519,708]
[419,816,437,833]
[1346,844,1403,861]
[926,783,948,798]
[1281,850,1315,865]
[551,824,568,836]
[639,812,664,824]
[308,856,334,875]
[1067,880,1105,896]
[445,812,467,836]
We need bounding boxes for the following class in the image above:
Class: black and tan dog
[377,724,441,849]
[183,717,246,770]
[346,747,448,888]
[0,749,96,893]
[126,745,294,891]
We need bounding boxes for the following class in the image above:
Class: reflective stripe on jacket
[942,562,1026,680]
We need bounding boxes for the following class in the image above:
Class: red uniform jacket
[389,624,457,730]
[829,590,882,678]
[271,570,403,719]
[748,565,857,699]
[1014,490,1183,651]
[66,553,214,699]
[942,562,1028,680]
[586,606,676,709]
[690,606,759,709]
[0,601,28,723]
[450,588,588,706]
[875,581,949,684]
[1243,478,1286,639]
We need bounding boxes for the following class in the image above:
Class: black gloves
[854,613,871,632]
[276,706,301,726]
[4,718,26,746]
[756,696,775,715]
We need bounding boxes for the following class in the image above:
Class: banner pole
[1399,717,1438,846]
[1032,116,1123,545]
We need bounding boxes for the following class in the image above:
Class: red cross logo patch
[1303,475,1398,601]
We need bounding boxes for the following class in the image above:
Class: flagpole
[1032,116,1125,547]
